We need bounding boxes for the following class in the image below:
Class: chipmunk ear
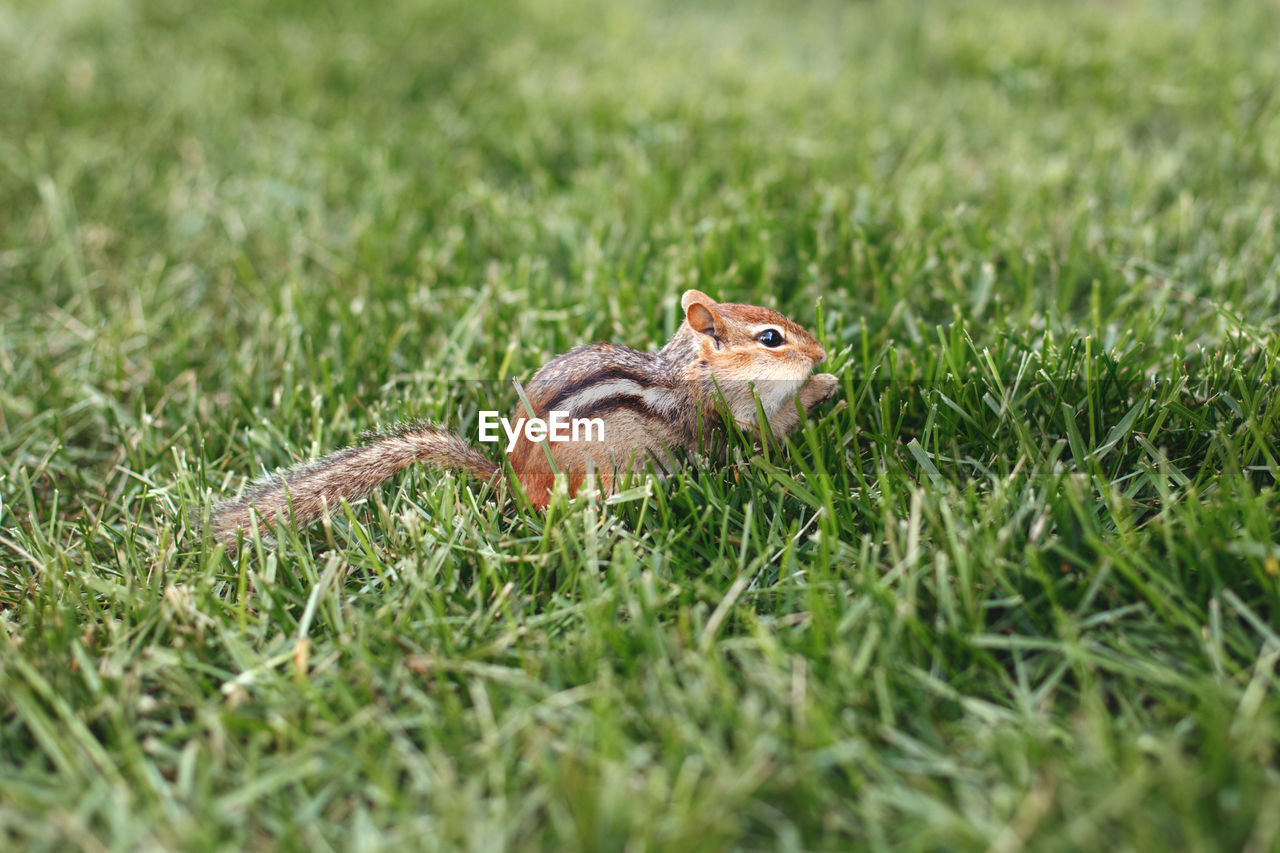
[681,289,718,312]
[684,294,724,339]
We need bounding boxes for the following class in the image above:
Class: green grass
[3,0,1280,848]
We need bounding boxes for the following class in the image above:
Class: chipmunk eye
[757,328,785,348]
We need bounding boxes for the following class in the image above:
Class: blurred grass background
[3,0,1280,848]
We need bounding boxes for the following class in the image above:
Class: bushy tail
[211,423,499,544]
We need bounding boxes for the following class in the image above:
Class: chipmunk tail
[210,422,499,546]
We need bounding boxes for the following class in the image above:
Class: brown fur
[211,423,497,543]
[211,290,836,544]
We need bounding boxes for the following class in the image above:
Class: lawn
[3,0,1280,848]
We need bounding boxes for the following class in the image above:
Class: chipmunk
[211,289,837,544]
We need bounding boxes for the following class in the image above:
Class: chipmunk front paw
[801,373,839,409]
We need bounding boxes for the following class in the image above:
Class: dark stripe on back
[575,394,665,422]
[544,364,659,412]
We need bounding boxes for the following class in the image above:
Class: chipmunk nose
[814,345,827,363]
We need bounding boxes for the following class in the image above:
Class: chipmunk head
[676,289,827,424]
